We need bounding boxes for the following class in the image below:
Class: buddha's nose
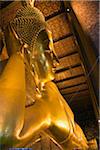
[0,53,26,146]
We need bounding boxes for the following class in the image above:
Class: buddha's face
[3,25,57,90]
[29,30,56,90]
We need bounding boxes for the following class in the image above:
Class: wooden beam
[55,73,84,83]
[56,63,80,73]
[53,33,73,43]
[63,89,89,99]
[61,83,88,95]
[45,1,66,21]
[58,51,78,59]
[60,81,86,90]
[45,10,64,21]
[62,88,88,96]
[0,1,13,9]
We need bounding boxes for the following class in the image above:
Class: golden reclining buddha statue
[0,3,91,150]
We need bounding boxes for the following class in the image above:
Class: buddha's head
[7,6,59,91]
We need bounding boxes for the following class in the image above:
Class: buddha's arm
[0,53,26,146]
[14,99,50,147]
[0,52,50,148]
[44,82,88,150]
[11,81,71,148]
[16,81,88,149]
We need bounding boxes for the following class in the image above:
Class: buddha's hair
[10,6,47,49]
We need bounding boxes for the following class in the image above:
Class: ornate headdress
[10,6,47,51]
